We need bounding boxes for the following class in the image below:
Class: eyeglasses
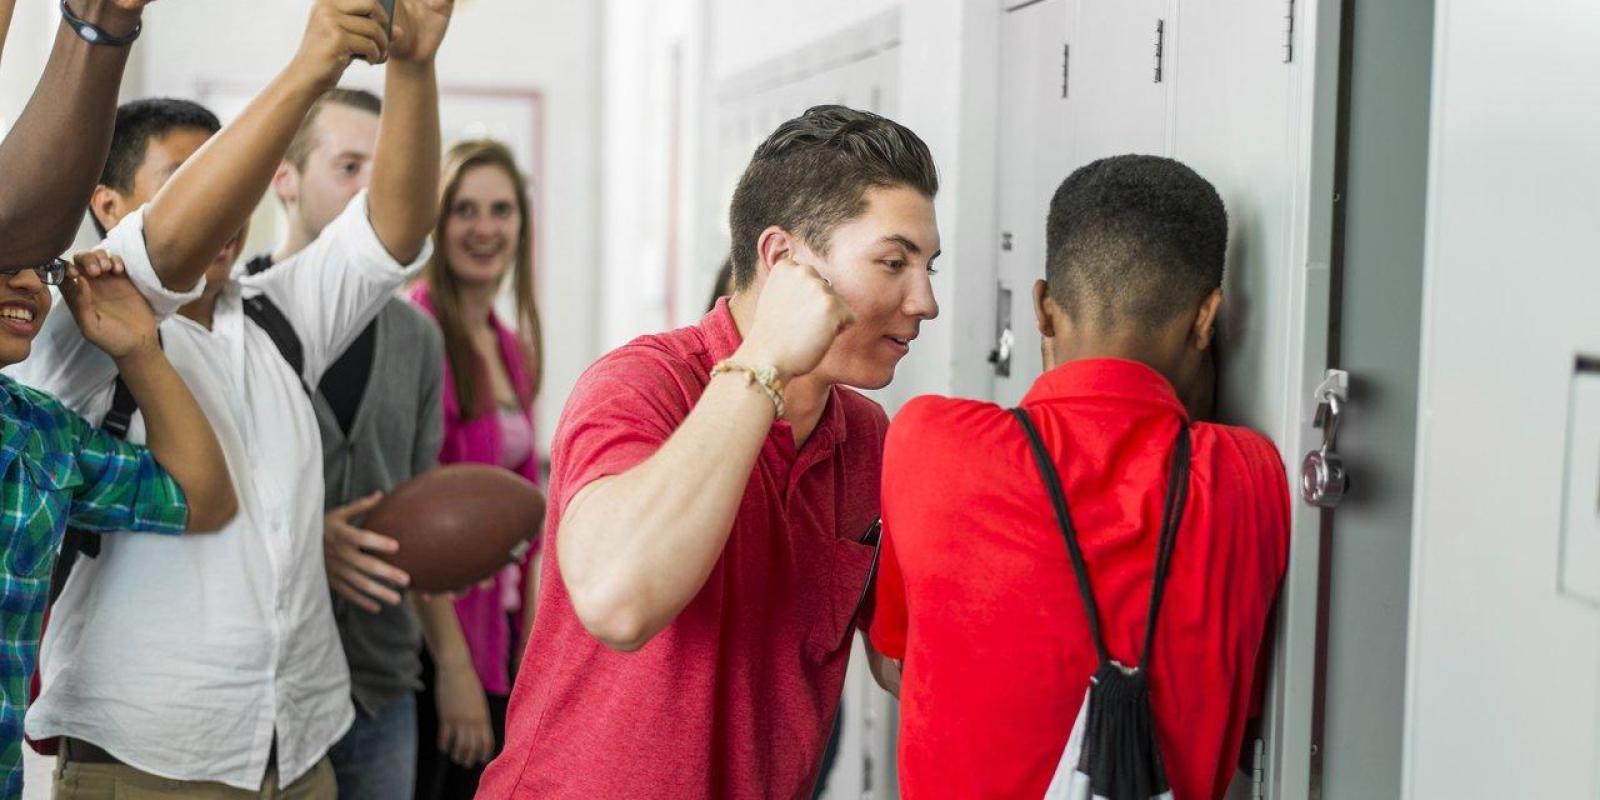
[0,258,68,287]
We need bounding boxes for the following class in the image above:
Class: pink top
[408,283,541,696]
[497,408,535,471]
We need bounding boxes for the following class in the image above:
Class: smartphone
[378,0,396,39]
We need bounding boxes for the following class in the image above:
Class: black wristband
[59,0,142,47]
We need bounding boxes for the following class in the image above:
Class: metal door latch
[988,283,1014,377]
[1301,369,1350,508]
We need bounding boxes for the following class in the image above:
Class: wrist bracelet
[60,0,142,47]
[711,360,786,420]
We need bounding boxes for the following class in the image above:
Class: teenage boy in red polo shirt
[477,105,941,798]
[871,155,1291,800]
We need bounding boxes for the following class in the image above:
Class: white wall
[1403,1,1600,795]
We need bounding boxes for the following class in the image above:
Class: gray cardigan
[317,297,445,714]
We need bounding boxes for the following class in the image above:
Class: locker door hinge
[1061,42,1070,98]
[1283,0,1297,63]
[1250,737,1267,800]
[1153,19,1166,82]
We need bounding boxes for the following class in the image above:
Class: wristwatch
[60,0,143,47]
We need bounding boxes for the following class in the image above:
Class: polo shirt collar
[700,298,849,450]
[1022,357,1190,421]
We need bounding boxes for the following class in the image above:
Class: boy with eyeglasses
[0,248,236,798]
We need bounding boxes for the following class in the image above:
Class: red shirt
[478,299,884,799]
[870,358,1289,800]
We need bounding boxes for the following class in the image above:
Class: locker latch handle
[1301,369,1351,508]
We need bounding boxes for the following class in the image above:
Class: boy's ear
[89,185,124,234]
[1033,279,1057,339]
[753,226,804,280]
[1192,288,1223,351]
[272,161,299,207]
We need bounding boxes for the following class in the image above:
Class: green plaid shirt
[0,373,188,798]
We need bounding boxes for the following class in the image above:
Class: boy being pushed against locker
[869,155,1290,800]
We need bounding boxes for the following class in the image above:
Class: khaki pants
[53,755,336,800]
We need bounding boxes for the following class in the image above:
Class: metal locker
[1069,0,1172,164]
[991,0,1074,408]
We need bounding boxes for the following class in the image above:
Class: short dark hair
[1045,154,1227,328]
[727,105,938,289]
[285,87,382,170]
[94,98,221,237]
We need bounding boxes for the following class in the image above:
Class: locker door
[1070,0,1171,163]
[1404,2,1600,796]
[991,0,1072,407]
[1166,5,1304,798]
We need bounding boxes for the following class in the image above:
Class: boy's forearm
[142,71,325,292]
[112,346,236,532]
[414,593,476,673]
[0,1,139,263]
[558,375,776,651]
[368,59,440,263]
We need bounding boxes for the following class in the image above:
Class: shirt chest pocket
[803,530,880,664]
[5,453,79,579]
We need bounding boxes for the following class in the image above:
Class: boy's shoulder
[0,374,75,434]
[887,394,1015,456]
[1192,419,1288,473]
[896,394,1012,430]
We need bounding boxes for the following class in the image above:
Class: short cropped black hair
[1045,154,1227,328]
[93,98,221,237]
[728,105,938,289]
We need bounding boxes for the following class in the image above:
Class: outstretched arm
[366,0,452,262]
[0,0,147,264]
[141,0,390,292]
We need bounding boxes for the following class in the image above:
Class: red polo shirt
[478,299,883,799]
[870,358,1290,800]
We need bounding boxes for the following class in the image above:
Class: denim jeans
[328,693,417,800]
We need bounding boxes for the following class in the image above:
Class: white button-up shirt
[11,192,428,789]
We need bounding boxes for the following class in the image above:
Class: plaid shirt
[0,374,188,798]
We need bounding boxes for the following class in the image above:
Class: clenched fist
[734,257,855,381]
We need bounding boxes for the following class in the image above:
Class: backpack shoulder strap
[242,292,307,387]
[1011,406,1192,671]
[47,372,140,602]
[1011,407,1113,666]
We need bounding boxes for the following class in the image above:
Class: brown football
[364,464,546,592]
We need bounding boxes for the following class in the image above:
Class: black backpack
[1011,407,1191,800]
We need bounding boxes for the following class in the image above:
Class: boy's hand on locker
[736,255,855,382]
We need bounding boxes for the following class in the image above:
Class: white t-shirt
[10,191,429,789]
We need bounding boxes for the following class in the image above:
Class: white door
[992,0,1074,407]
[1070,0,1171,164]
[1403,2,1600,796]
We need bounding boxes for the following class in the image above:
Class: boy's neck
[272,221,317,265]
[177,284,227,331]
[1043,323,1189,390]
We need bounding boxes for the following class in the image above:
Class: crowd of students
[0,1,1290,799]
